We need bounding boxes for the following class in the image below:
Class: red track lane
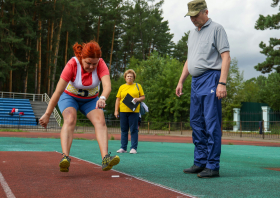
[1,131,280,147]
[0,152,193,198]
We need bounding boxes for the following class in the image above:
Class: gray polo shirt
[187,19,230,77]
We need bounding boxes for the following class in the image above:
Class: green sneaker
[102,152,120,171]
[59,155,71,172]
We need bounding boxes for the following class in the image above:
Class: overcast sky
[156,0,279,80]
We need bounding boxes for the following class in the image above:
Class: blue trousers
[190,70,222,171]
[120,112,139,151]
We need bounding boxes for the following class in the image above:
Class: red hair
[73,41,102,64]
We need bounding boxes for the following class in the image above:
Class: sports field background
[0,137,279,197]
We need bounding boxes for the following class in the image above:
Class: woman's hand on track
[96,98,106,109]
[39,113,50,128]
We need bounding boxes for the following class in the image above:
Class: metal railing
[0,91,62,126]
[222,121,280,139]
[1,93,280,139]
[0,91,44,101]
[0,119,193,135]
[44,93,61,126]
[1,120,280,139]
[0,118,59,132]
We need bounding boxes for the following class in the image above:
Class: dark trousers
[190,70,222,171]
[120,112,139,151]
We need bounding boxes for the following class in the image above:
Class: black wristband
[218,82,226,86]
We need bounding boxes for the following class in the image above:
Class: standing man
[176,0,231,178]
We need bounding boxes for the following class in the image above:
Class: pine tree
[254,0,280,73]
[0,0,34,92]
[120,0,173,63]
[0,0,175,102]
[147,0,174,57]
[173,32,189,63]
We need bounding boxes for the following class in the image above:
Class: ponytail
[73,42,83,63]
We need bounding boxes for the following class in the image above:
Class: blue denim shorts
[58,92,99,116]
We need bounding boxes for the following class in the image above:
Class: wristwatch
[218,82,226,86]
[100,96,106,100]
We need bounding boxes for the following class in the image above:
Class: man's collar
[195,18,212,32]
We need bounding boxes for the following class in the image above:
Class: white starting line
[64,152,197,198]
[0,171,16,198]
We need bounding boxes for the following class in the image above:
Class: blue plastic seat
[0,98,37,126]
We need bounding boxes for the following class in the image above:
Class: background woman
[39,41,120,172]
[114,69,145,154]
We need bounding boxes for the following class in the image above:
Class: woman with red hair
[39,41,120,172]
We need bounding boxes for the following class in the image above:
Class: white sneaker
[129,148,137,154]
[116,148,127,153]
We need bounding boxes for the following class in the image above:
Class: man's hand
[176,83,184,97]
[216,84,227,99]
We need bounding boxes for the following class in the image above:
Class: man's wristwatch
[100,96,106,100]
[218,82,226,86]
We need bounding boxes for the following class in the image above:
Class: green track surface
[1,137,280,198]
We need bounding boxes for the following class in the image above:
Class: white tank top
[65,57,100,97]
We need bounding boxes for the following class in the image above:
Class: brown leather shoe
[183,165,205,174]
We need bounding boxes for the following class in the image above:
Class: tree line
[1,0,279,122]
[0,0,178,95]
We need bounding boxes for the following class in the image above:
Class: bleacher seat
[0,98,38,126]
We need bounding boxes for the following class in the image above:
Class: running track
[1,131,280,198]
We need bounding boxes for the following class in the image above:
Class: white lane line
[55,151,196,198]
[0,171,16,198]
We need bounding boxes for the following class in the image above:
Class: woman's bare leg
[61,107,77,156]
[87,109,108,159]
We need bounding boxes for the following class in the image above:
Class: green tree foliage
[0,0,174,95]
[258,72,280,110]
[254,0,280,73]
[0,0,34,89]
[239,73,280,111]
[240,75,267,104]
[104,74,124,119]
[173,32,189,63]
[222,58,244,122]
[240,79,261,103]
[147,1,174,56]
[118,0,173,66]
[5,0,280,123]
[123,52,191,122]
